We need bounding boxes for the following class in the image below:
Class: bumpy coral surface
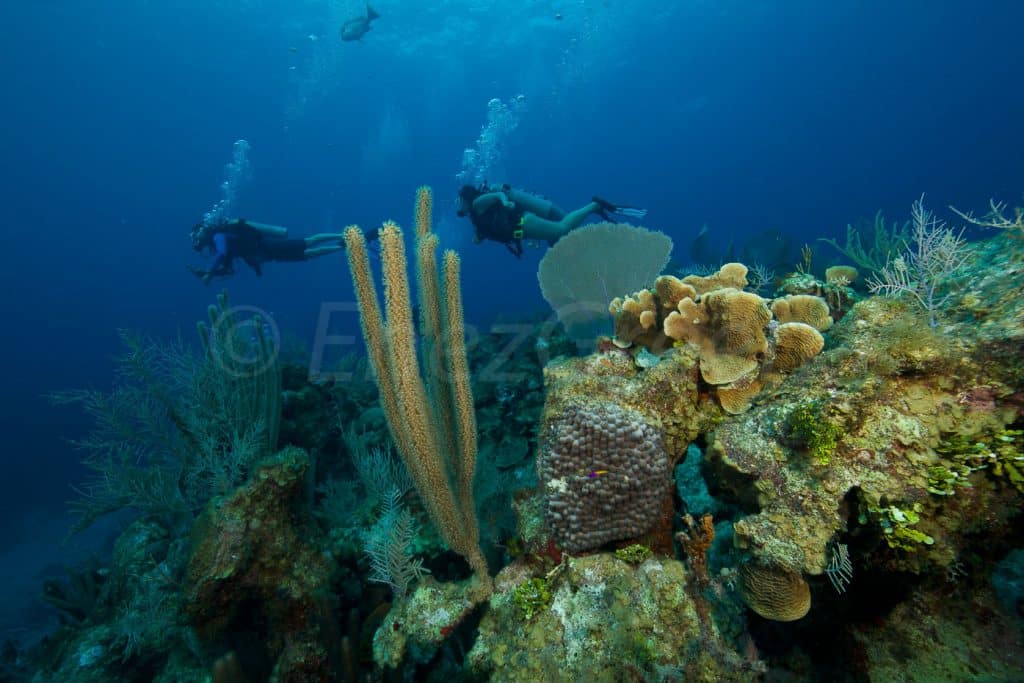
[184,447,337,682]
[707,234,1024,587]
[468,554,759,682]
[539,403,670,552]
[372,575,489,669]
[540,343,711,464]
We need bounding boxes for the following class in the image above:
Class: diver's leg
[304,245,345,259]
[243,220,289,237]
[520,213,571,241]
[508,189,556,218]
[304,233,345,246]
[560,202,602,231]
[521,202,601,241]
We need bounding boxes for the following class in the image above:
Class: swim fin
[593,196,648,221]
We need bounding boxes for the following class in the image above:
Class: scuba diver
[456,183,647,257]
[188,218,376,284]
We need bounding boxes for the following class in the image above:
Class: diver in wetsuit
[456,183,646,257]
[188,218,375,284]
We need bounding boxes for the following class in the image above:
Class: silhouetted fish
[340,4,381,42]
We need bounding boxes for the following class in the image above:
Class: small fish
[288,46,297,52]
[340,3,381,42]
[586,469,609,479]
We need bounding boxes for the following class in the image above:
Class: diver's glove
[187,265,213,285]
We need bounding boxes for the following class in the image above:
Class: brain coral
[664,288,772,385]
[682,262,749,294]
[769,322,825,374]
[608,289,661,349]
[539,403,670,552]
[739,563,811,622]
[771,295,833,332]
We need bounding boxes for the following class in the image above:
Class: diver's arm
[472,192,514,212]
[206,232,230,274]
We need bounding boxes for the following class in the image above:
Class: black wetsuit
[206,221,308,277]
[470,202,525,257]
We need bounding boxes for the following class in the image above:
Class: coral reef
[850,583,1024,680]
[468,554,761,681]
[706,232,1024,589]
[608,263,829,414]
[372,574,490,669]
[38,210,1023,682]
[185,447,338,682]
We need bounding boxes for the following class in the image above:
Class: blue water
[1,0,1022,642]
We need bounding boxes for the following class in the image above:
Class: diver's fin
[592,196,648,221]
[592,196,616,221]
[366,4,380,20]
[616,207,648,219]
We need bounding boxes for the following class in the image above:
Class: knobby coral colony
[41,197,1023,682]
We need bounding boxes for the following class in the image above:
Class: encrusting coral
[468,554,761,681]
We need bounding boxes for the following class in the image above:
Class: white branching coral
[365,488,430,599]
[867,196,970,327]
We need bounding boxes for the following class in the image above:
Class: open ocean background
[1,0,1022,641]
